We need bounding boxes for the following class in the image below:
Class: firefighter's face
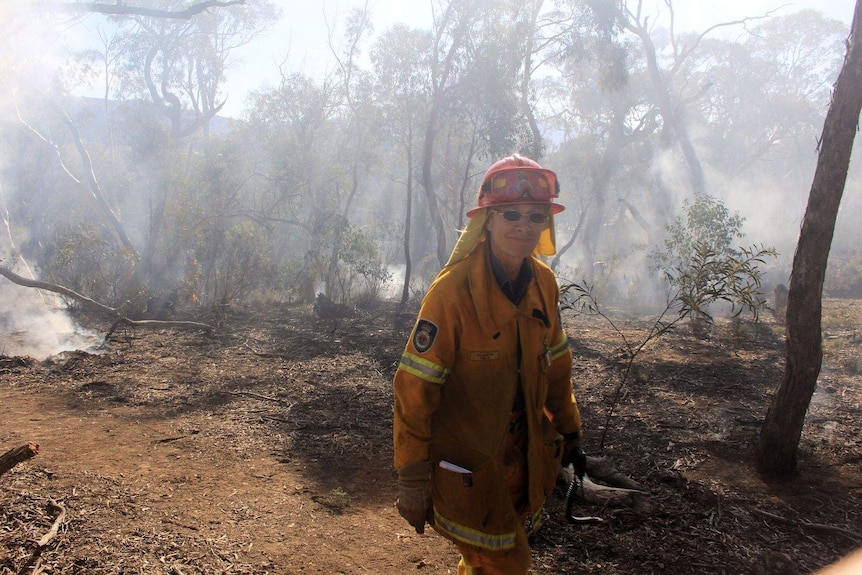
[485,203,549,262]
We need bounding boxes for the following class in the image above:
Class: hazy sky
[53,0,855,117]
[218,0,856,117]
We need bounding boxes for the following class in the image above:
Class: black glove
[396,461,434,534]
[562,432,587,480]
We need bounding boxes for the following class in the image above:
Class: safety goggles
[493,209,549,224]
[482,169,559,201]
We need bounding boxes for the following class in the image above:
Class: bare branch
[0,265,119,317]
[0,266,215,336]
[56,1,245,20]
[677,9,783,68]
[751,508,862,545]
[15,92,138,255]
[106,317,215,337]
[37,499,67,548]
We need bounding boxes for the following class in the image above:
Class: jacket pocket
[432,459,514,539]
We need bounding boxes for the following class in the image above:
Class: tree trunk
[422,104,448,268]
[420,2,476,269]
[400,124,414,309]
[567,100,627,266]
[625,14,705,195]
[756,0,862,477]
[520,0,544,161]
[41,98,138,256]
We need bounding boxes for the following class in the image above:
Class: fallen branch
[751,508,862,545]
[578,475,651,508]
[152,436,188,444]
[106,317,214,338]
[560,458,654,518]
[0,442,40,478]
[37,498,66,547]
[0,266,214,337]
[227,390,292,405]
[586,455,645,490]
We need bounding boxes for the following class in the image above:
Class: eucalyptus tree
[242,50,389,306]
[757,0,862,478]
[105,0,277,137]
[1,1,279,313]
[417,0,553,268]
[370,5,533,299]
[419,0,482,268]
[417,0,496,267]
[518,0,547,162]
[320,4,390,303]
[542,2,847,294]
[574,2,783,207]
[603,3,846,214]
[371,24,434,306]
[438,2,533,226]
[675,11,849,270]
[690,11,847,180]
[607,0,723,196]
[541,0,663,276]
[241,70,340,302]
[86,0,279,305]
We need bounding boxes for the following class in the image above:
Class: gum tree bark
[756,0,862,477]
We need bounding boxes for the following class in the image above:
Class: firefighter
[393,154,586,574]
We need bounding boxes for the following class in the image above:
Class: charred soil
[1,299,861,574]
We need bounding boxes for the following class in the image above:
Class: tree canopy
[0,1,856,317]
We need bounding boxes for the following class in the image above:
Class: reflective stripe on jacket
[393,239,582,550]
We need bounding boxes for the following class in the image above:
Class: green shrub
[651,194,777,333]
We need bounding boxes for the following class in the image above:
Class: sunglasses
[482,169,559,201]
[493,209,549,224]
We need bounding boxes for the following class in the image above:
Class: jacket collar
[489,247,534,304]
[467,241,551,338]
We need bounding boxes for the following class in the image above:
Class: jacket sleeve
[543,301,583,440]
[392,291,456,470]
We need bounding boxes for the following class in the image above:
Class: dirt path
[1,386,458,574]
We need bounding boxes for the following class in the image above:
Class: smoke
[0,183,102,361]
[0,7,105,360]
[552,133,822,318]
[708,162,809,280]
[0,278,103,360]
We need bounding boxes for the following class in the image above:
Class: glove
[396,461,434,534]
[562,432,587,480]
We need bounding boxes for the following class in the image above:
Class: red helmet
[466,154,564,218]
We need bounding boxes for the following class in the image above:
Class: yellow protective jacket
[393,239,582,551]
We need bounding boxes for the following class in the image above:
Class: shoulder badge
[412,319,438,353]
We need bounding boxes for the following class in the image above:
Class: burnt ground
[1,298,860,574]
